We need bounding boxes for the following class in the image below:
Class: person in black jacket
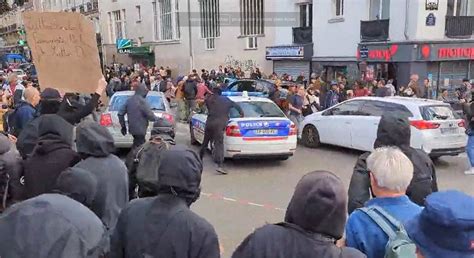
[118,83,158,148]
[110,145,220,258]
[232,171,365,258]
[347,113,438,214]
[183,75,198,121]
[200,88,243,174]
[23,114,81,199]
[0,133,23,210]
[16,78,106,159]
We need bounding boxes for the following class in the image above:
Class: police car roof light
[242,91,249,98]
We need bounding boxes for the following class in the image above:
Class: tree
[0,0,11,15]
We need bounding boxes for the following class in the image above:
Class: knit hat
[40,88,61,100]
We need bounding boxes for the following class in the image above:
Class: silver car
[99,91,175,148]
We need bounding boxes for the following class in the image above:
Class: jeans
[185,99,197,121]
[467,135,474,167]
[200,120,226,166]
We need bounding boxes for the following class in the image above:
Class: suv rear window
[420,105,457,120]
[109,95,165,112]
[230,101,286,118]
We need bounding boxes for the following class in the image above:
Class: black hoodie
[118,84,157,136]
[74,121,128,230]
[23,114,80,199]
[110,145,220,258]
[232,171,365,258]
[347,114,438,214]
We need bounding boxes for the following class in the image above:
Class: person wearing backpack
[183,75,198,121]
[126,118,175,199]
[8,87,40,137]
[232,170,365,258]
[345,147,422,258]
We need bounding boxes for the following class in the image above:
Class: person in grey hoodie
[118,83,158,148]
[0,167,107,258]
[74,121,129,230]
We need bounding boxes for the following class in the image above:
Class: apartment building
[99,0,293,76]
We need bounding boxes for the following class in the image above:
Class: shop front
[266,44,313,80]
[358,40,474,96]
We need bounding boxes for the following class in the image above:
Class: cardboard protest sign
[22,12,102,94]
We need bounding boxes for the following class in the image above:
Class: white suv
[299,97,467,158]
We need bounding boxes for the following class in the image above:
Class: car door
[317,100,365,147]
[351,101,413,151]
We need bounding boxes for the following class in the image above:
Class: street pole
[187,0,194,73]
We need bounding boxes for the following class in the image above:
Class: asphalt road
[159,123,474,257]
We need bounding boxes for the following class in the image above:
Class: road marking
[201,191,285,212]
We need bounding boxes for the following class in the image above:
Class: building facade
[99,0,291,76]
[0,0,36,56]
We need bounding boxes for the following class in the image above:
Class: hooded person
[347,113,438,214]
[126,117,176,199]
[118,83,158,148]
[0,133,24,210]
[110,145,220,258]
[232,171,365,258]
[73,121,129,230]
[0,168,107,258]
[23,114,80,199]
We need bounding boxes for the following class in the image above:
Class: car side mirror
[323,109,334,116]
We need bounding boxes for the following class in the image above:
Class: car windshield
[420,105,457,120]
[109,95,165,112]
[230,101,286,118]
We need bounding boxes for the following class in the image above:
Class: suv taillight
[410,120,440,130]
[162,113,174,124]
[100,113,112,127]
[458,120,466,128]
[289,124,297,136]
[226,125,241,137]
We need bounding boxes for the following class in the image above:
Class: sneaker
[465,168,474,175]
[216,165,228,175]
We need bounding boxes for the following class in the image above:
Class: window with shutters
[200,0,220,50]
[240,0,264,36]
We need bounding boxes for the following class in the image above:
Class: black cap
[40,88,61,100]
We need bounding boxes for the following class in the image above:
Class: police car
[190,92,297,160]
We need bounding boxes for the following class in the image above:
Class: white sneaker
[464,168,474,175]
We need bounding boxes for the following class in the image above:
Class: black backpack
[184,81,196,98]
[134,141,171,196]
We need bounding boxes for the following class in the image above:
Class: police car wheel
[190,124,199,145]
[302,125,321,148]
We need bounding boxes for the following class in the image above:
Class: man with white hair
[345,147,422,258]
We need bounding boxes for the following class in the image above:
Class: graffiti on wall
[224,55,258,71]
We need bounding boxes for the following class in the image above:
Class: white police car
[190,92,297,160]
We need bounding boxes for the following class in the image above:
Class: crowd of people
[0,64,472,257]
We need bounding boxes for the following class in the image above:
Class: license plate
[440,128,458,134]
[254,129,278,135]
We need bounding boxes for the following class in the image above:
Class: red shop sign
[366,45,399,61]
[438,47,474,59]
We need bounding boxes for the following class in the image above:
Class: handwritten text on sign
[23,12,102,94]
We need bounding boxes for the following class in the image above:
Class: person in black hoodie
[347,113,438,214]
[232,171,365,258]
[73,121,129,230]
[0,133,23,210]
[23,114,80,199]
[118,83,158,148]
[110,145,220,258]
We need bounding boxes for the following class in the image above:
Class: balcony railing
[446,16,474,38]
[292,27,312,44]
[360,19,389,42]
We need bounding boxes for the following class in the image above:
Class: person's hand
[121,127,127,136]
[7,134,17,144]
[96,77,107,96]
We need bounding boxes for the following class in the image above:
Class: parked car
[299,97,466,158]
[190,93,297,160]
[99,91,175,148]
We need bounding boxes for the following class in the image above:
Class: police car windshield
[109,95,165,112]
[230,101,286,118]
